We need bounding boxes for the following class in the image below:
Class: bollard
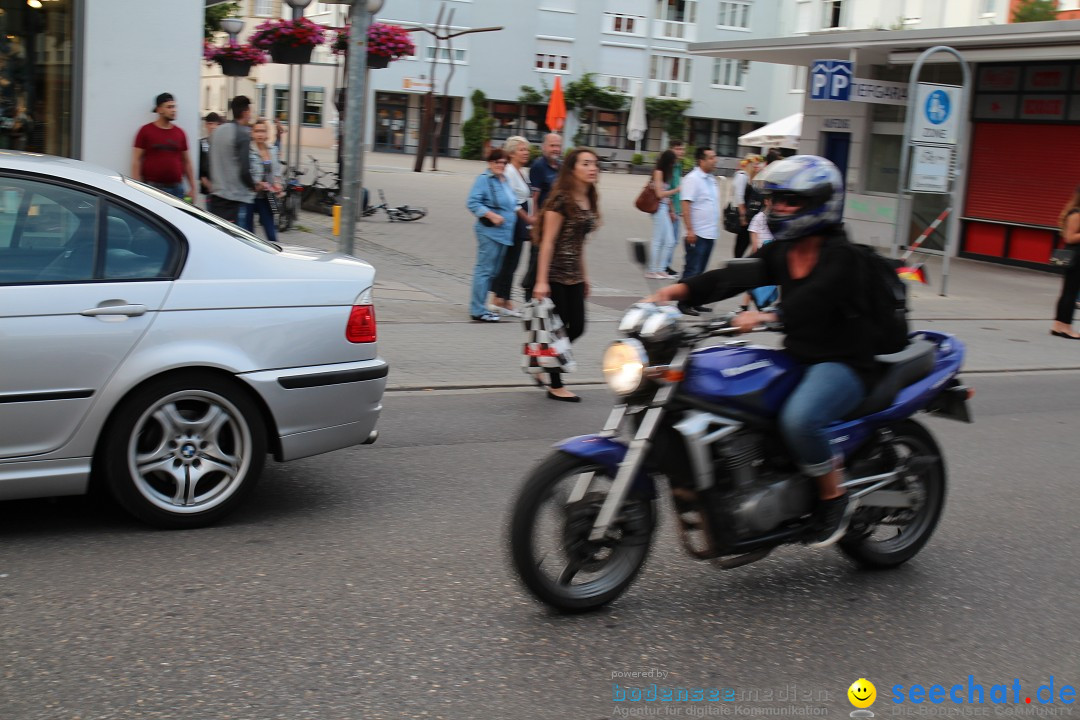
[332,204,341,236]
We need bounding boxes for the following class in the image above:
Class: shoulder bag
[635,182,660,214]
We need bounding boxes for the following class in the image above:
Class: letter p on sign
[810,60,853,102]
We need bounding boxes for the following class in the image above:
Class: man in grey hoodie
[208,95,255,225]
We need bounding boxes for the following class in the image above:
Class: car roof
[0,150,126,186]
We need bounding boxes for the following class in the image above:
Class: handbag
[1050,246,1076,267]
[521,298,576,374]
[635,182,660,214]
[723,203,742,234]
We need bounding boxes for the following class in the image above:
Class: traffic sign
[911,83,960,146]
[909,146,951,193]
[810,60,853,101]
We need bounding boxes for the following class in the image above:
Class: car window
[124,178,280,254]
[104,203,177,280]
[0,177,97,284]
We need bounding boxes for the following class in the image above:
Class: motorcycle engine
[713,432,816,537]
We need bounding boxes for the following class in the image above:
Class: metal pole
[889,45,970,297]
[339,2,373,255]
[295,63,305,179]
[283,64,293,176]
[941,56,971,297]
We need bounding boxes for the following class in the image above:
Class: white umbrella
[626,80,647,151]
[738,112,803,149]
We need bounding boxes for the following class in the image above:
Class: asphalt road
[3,372,1080,719]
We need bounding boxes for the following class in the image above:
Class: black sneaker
[808,494,856,548]
[693,305,712,313]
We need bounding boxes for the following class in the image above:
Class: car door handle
[80,303,148,317]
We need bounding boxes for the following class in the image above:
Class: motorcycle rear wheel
[839,419,946,568]
[509,451,655,613]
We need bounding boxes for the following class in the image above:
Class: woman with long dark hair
[1051,186,1080,339]
[532,147,601,402]
[645,149,681,279]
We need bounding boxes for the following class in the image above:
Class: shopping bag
[521,298,577,374]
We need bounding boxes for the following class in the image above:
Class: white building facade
[203,0,811,165]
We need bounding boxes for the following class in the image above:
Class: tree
[204,2,240,40]
[644,98,692,142]
[1012,0,1058,22]
[461,90,493,160]
[564,73,627,147]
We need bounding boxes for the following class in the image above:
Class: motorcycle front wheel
[840,419,946,568]
[509,451,655,613]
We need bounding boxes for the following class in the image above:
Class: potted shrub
[332,22,415,69]
[203,41,267,77]
[250,17,327,65]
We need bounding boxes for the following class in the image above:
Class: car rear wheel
[101,373,267,529]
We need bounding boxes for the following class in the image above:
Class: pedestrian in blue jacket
[466,148,518,322]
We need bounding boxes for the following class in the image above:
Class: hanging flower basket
[366,53,390,69]
[333,22,415,67]
[203,41,267,75]
[250,17,326,64]
[269,43,314,64]
[219,59,254,77]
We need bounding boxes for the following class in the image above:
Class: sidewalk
[274,148,1080,391]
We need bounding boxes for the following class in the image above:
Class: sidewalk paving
[274,149,1080,390]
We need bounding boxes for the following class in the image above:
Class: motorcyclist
[647,155,872,548]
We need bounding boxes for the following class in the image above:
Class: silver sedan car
[0,153,387,528]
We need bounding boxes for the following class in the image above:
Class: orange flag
[546,75,566,132]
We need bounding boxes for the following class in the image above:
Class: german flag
[897,264,928,284]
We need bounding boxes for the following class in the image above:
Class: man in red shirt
[132,92,196,200]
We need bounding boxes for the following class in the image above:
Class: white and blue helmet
[752,155,844,241]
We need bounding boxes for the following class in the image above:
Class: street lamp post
[284,0,313,185]
[220,16,245,106]
[339,0,384,256]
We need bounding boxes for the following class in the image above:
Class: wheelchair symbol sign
[925,90,950,125]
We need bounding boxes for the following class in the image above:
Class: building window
[273,87,289,123]
[536,53,570,72]
[795,0,813,32]
[253,0,275,17]
[256,85,267,118]
[651,55,692,98]
[690,118,712,149]
[822,0,844,28]
[712,59,748,88]
[716,121,739,157]
[605,12,645,34]
[604,76,633,94]
[302,89,324,127]
[425,47,467,63]
[717,1,751,28]
[592,110,625,149]
[657,0,697,23]
[491,101,520,140]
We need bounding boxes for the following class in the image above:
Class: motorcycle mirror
[628,238,648,268]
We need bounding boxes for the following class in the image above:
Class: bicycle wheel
[389,206,427,222]
[278,193,299,231]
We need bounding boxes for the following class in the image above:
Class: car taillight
[346,304,376,343]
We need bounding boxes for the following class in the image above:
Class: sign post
[890,46,971,296]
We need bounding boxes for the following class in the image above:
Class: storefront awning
[688,19,1080,67]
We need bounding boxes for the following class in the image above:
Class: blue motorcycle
[509,299,972,613]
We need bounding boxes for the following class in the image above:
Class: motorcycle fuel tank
[680,344,803,418]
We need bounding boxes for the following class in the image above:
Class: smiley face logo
[848,678,877,709]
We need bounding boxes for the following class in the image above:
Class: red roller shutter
[965,122,1080,227]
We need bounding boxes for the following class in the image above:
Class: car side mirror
[628,238,648,268]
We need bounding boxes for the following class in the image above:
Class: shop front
[690,19,1080,267]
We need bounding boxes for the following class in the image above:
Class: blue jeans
[470,234,509,317]
[682,235,715,280]
[650,207,676,273]
[250,196,278,243]
[149,182,185,199]
[778,362,866,477]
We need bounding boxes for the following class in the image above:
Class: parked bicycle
[300,156,339,216]
[276,161,305,232]
[362,189,427,222]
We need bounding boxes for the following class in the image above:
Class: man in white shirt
[679,146,720,315]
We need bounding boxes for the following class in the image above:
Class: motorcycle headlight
[603,339,648,396]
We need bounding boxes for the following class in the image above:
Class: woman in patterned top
[532,147,601,402]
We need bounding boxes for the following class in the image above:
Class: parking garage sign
[912,83,961,146]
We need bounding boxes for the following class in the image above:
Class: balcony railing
[653,19,696,41]
[649,80,691,99]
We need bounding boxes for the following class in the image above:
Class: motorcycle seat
[843,339,937,419]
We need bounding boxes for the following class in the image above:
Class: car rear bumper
[238,357,388,461]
